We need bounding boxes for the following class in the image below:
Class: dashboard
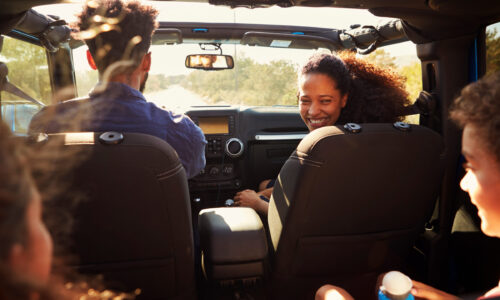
[185,106,308,207]
[188,109,242,191]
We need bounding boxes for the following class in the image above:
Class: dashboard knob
[209,166,219,176]
[222,166,233,175]
[225,138,244,158]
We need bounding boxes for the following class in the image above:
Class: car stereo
[191,115,243,158]
[188,111,243,191]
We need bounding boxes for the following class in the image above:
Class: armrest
[199,207,268,281]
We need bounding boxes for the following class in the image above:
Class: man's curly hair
[450,72,500,163]
[300,52,410,124]
[75,0,158,74]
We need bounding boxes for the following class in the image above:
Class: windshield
[38,2,420,112]
[73,43,328,110]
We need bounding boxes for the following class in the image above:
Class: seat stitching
[290,154,323,167]
[157,163,184,180]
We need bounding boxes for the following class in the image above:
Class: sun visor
[153,28,183,45]
[241,31,339,50]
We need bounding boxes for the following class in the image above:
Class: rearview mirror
[185,54,234,70]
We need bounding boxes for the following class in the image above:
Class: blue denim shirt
[29,82,206,178]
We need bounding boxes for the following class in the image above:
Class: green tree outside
[0,36,51,104]
[73,46,425,109]
[4,29,499,108]
[178,48,423,107]
[399,62,422,102]
[486,27,500,74]
[365,49,397,69]
[181,54,298,106]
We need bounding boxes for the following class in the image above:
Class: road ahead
[144,84,209,112]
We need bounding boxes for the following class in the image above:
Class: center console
[186,106,306,209]
[188,109,244,193]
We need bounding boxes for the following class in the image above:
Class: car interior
[1,0,500,299]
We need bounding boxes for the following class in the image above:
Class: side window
[0,35,51,134]
[364,42,422,124]
[486,22,500,75]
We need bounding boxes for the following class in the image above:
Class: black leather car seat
[267,123,444,299]
[43,132,196,300]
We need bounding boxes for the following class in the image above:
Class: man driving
[29,0,206,178]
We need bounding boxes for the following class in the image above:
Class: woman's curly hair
[450,71,500,163]
[300,52,410,124]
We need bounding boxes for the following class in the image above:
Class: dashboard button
[223,166,233,175]
[209,167,220,176]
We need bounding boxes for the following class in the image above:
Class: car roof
[1,0,500,42]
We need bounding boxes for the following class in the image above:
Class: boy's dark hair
[450,71,500,162]
[75,0,158,74]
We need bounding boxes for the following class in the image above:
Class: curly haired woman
[234,51,411,214]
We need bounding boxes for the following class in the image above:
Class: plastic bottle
[378,271,415,300]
